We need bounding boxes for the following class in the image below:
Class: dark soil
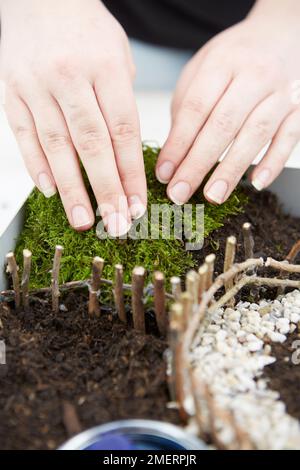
[0,292,180,450]
[263,330,300,422]
[0,188,299,450]
[197,187,300,276]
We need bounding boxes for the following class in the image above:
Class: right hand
[0,0,147,236]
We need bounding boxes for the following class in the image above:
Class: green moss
[15,145,247,288]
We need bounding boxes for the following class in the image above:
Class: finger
[204,92,292,204]
[251,108,300,190]
[20,89,95,231]
[4,90,57,198]
[166,74,273,204]
[156,64,232,184]
[52,77,131,236]
[94,71,147,220]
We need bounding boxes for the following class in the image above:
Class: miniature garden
[0,145,300,450]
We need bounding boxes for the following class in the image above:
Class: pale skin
[0,0,299,235]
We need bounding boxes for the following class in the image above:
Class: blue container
[59,419,207,450]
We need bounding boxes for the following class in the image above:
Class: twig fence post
[114,264,126,323]
[132,266,146,333]
[22,249,32,310]
[88,257,104,317]
[6,252,20,309]
[170,276,182,301]
[223,236,237,306]
[51,245,63,313]
[153,271,167,335]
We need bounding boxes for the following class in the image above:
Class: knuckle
[53,58,77,81]
[77,125,108,156]
[182,96,205,115]
[251,119,271,141]
[41,130,71,153]
[111,121,138,143]
[13,124,34,140]
[212,111,235,135]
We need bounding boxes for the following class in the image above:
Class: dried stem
[169,302,188,422]
[198,264,208,303]
[205,254,216,290]
[51,245,63,313]
[132,266,146,333]
[22,249,32,310]
[180,291,193,328]
[266,257,300,273]
[170,276,182,301]
[114,264,126,323]
[242,222,254,260]
[6,252,20,308]
[223,236,237,296]
[186,270,199,305]
[88,257,104,316]
[286,239,300,263]
[62,401,82,437]
[153,271,167,335]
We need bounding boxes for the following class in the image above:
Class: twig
[242,222,254,260]
[51,245,63,313]
[114,264,126,323]
[198,264,208,303]
[180,291,193,328]
[62,401,82,437]
[266,257,300,273]
[170,276,182,301]
[169,302,188,422]
[6,252,20,308]
[21,249,32,310]
[286,240,300,263]
[208,275,251,313]
[88,257,104,316]
[153,271,167,335]
[186,270,199,305]
[223,236,237,304]
[205,254,216,290]
[132,266,146,333]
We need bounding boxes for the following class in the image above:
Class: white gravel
[192,289,300,450]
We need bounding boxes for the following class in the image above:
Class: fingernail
[72,205,92,228]
[106,212,131,237]
[128,195,146,220]
[157,161,175,183]
[252,168,271,191]
[206,180,228,204]
[38,172,56,198]
[169,181,191,205]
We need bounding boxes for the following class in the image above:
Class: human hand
[0,0,146,235]
[156,3,300,205]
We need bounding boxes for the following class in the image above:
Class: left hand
[156,12,300,205]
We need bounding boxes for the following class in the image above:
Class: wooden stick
[22,249,32,310]
[88,257,104,316]
[198,264,208,303]
[180,291,193,328]
[169,302,188,422]
[223,236,237,306]
[114,264,126,323]
[242,222,254,260]
[170,276,182,301]
[132,266,146,333]
[266,257,300,273]
[286,239,300,263]
[186,270,199,305]
[153,271,167,335]
[62,401,82,437]
[205,254,216,290]
[51,245,63,313]
[6,252,20,308]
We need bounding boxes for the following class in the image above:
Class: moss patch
[15,145,247,288]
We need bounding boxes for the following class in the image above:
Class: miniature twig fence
[1,246,172,336]
[1,223,300,449]
[166,229,300,450]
